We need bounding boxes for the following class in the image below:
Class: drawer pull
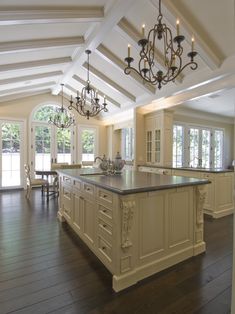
[102,246,106,250]
[86,187,90,191]
[103,194,107,198]
[64,177,70,181]
[102,224,107,228]
[102,209,107,213]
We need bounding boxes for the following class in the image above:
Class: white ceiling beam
[0,81,56,96]
[96,44,156,95]
[0,37,84,54]
[116,18,183,84]
[160,0,221,69]
[0,89,51,104]
[52,0,136,95]
[0,7,104,25]
[83,62,136,102]
[73,75,121,108]
[0,57,72,72]
[0,71,63,86]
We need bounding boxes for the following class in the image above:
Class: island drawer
[73,180,82,191]
[98,204,113,221]
[97,188,113,205]
[83,183,94,197]
[98,236,112,262]
[62,175,72,185]
[98,218,112,245]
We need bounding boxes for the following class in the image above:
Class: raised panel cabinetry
[138,167,234,218]
[58,174,205,292]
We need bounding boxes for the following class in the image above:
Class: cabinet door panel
[83,198,95,246]
[73,193,83,235]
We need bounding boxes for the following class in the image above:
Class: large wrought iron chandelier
[49,84,75,129]
[68,50,108,120]
[124,0,198,89]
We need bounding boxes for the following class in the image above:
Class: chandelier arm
[164,61,198,83]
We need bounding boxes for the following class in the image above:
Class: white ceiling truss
[0,0,234,120]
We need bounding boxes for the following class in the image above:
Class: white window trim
[77,125,99,164]
[173,121,225,168]
[0,118,26,190]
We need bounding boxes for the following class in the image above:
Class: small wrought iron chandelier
[124,0,198,89]
[68,50,108,120]
[49,84,75,129]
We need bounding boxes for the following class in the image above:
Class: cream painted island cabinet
[139,166,234,219]
[57,169,209,292]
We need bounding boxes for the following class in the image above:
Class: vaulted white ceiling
[0,0,234,121]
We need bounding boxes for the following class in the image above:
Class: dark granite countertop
[58,169,210,195]
[139,165,233,173]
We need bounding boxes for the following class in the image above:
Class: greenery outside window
[79,127,97,163]
[172,123,224,168]
[122,128,134,161]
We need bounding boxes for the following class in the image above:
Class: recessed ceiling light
[24,81,32,85]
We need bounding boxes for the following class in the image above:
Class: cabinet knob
[102,209,107,213]
[102,246,106,250]
[103,194,107,198]
[103,224,107,228]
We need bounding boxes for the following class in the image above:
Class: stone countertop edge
[139,165,233,173]
[57,169,210,195]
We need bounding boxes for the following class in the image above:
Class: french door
[31,123,74,173]
[0,120,24,189]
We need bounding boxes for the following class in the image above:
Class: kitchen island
[57,169,209,291]
[139,165,234,218]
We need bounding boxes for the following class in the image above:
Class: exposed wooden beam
[161,0,221,69]
[73,74,121,108]
[0,57,72,72]
[0,82,56,96]
[96,44,156,95]
[83,62,136,102]
[0,37,84,54]
[116,18,183,83]
[0,89,51,103]
[0,71,63,86]
[0,7,104,25]
[64,84,77,95]
[53,0,136,94]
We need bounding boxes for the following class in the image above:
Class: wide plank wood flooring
[0,190,233,314]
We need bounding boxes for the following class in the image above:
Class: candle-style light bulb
[103,95,106,103]
[176,19,180,36]
[191,36,195,52]
[128,44,131,58]
[142,24,145,37]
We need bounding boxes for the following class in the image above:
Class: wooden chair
[50,163,69,196]
[24,164,49,199]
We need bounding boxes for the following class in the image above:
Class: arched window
[31,104,75,172]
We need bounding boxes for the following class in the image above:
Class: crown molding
[174,107,234,125]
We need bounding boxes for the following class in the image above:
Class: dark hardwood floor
[0,190,233,314]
